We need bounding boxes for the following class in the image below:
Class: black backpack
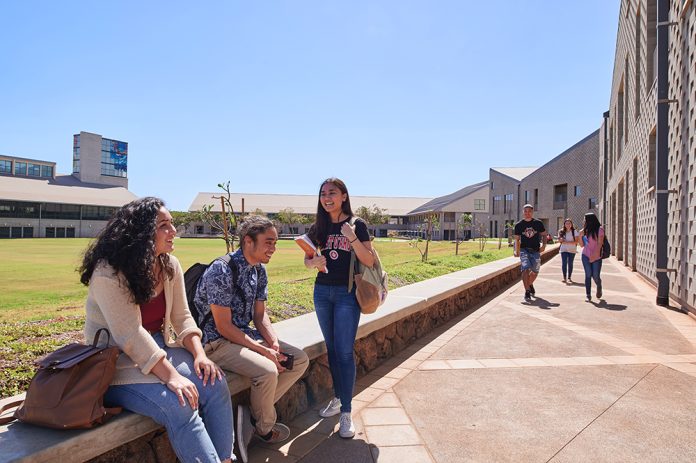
[601,237,611,259]
[184,254,236,329]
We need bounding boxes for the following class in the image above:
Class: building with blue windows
[0,132,136,238]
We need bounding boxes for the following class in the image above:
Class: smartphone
[279,352,294,370]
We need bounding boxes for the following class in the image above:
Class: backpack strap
[347,217,360,292]
[0,400,23,425]
[198,254,234,330]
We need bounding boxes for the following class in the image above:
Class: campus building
[404,181,489,240]
[488,131,600,239]
[599,0,695,311]
[0,131,136,238]
[187,192,432,238]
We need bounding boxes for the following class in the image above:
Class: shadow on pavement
[527,297,560,310]
[591,299,627,311]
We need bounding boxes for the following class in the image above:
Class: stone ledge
[0,246,558,463]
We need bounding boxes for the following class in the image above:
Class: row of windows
[0,201,117,220]
[0,226,34,238]
[492,190,596,214]
[0,160,53,178]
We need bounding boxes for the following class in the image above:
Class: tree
[409,213,439,262]
[455,213,473,255]
[355,204,390,225]
[198,181,238,252]
[474,219,488,252]
[170,211,194,235]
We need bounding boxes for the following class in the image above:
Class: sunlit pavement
[247,254,696,462]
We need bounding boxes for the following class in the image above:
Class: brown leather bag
[0,329,122,429]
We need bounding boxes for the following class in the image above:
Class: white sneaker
[319,397,341,418]
[236,405,254,463]
[338,412,355,439]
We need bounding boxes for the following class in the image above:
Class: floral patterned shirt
[193,249,268,345]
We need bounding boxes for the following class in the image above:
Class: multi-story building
[405,181,489,240]
[488,131,600,239]
[0,132,136,238]
[599,0,695,311]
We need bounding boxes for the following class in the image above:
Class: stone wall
[89,248,558,462]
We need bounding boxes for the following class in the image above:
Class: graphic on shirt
[325,234,351,252]
[329,250,339,260]
[522,227,538,239]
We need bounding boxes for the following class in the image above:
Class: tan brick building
[599,0,695,312]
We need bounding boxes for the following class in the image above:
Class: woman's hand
[194,353,225,387]
[307,255,327,271]
[166,373,199,409]
[341,222,357,242]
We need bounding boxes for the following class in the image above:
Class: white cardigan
[84,255,202,385]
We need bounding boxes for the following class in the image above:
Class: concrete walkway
[246,254,696,462]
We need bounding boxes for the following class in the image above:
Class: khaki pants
[205,338,309,435]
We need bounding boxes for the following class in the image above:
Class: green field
[0,237,512,397]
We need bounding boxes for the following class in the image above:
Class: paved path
[246,254,696,462]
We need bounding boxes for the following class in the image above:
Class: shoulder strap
[198,254,234,330]
[0,400,23,425]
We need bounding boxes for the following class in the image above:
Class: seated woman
[80,197,235,463]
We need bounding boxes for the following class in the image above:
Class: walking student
[558,218,579,283]
[304,178,374,439]
[193,215,309,463]
[81,197,235,463]
[514,204,547,301]
[579,212,605,302]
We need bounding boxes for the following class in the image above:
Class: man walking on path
[514,204,547,301]
[194,215,309,462]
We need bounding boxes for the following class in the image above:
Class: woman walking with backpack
[80,197,235,462]
[579,212,605,302]
[303,178,374,439]
[558,218,579,283]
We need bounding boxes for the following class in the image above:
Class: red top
[140,291,166,333]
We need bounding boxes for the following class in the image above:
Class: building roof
[407,180,489,215]
[188,193,433,216]
[0,174,138,207]
[490,167,539,181]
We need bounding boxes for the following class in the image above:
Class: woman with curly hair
[80,197,235,462]
[303,178,374,439]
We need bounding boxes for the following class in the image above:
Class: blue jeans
[104,333,234,462]
[313,284,361,413]
[581,254,603,297]
[561,252,576,279]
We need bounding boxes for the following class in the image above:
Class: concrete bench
[0,247,558,463]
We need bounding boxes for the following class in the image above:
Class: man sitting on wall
[513,204,547,301]
[194,215,309,462]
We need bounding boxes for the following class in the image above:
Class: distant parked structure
[0,131,136,238]
[488,131,600,239]
[599,0,695,312]
[404,181,489,240]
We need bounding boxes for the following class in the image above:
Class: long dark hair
[558,218,576,240]
[308,177,354,247]
[79,197,173,305]
[583,212,601,241]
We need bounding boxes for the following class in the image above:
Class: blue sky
[0,1,619,211]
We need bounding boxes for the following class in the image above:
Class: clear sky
[0,1,619,211]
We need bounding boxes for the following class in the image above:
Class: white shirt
[559,230,578,253]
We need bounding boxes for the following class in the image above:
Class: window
[553,184,568,210]
[443,212,455,222]
[56,227,66,238]
[0,160,11,174]
[588,198,597,209]
[635,10,641,119]
[195,225,204,234]
[41,165,53,177]
[27,163,41,176]
[0,227,9,238]
[524,190,529,203]
[474,199,486,210]
[492,196,502,214]
[574,186,582,196]
[45,227,55,238]
[617,80,624,159]
[533,189,539,208]
[73,134,80,174]
[15,162,26,176]
[648,127,656,189]
[66,227,76,238]
[42,203,81,220]
[0,201,40,218]
[23,227,33,238]
[82,206,117,220]
[101,138,128,178]
[647,0,657,84]
[504,194,513,214]
[490,181,494,191]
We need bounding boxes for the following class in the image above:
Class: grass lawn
[0,237,512,397]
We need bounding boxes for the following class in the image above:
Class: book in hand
[294,234,328,273]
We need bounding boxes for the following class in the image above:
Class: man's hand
[270,340,280,352]
[261,346,286,373]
